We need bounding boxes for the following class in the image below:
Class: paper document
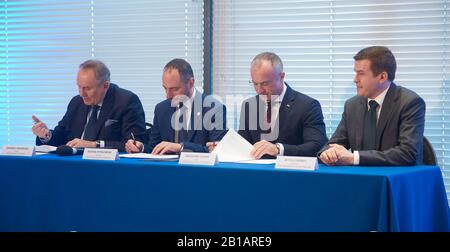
[212,128,254,162]
[239,159,276,164]
[35,145,57,153]
[119,153,179,160]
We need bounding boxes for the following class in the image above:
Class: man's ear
[378,71,388,83]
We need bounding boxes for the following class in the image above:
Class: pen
[131,132,136,145]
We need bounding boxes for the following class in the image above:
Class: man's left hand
[329,143,354,165]
[251,140,279,159]
[66,138,96,148]
[152,141,182,155]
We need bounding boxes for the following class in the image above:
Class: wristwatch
[275,143,281,155]
[96,140,101,148]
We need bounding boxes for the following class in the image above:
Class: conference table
[0,153,449,232]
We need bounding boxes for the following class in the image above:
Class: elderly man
[32,59,146,151]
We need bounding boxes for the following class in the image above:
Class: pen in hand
[131,132,136,145]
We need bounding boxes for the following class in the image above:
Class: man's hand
[152,141,182,155]
[251,140,279,159]
[125,139,144,153]
[31,115,50,139]
[66,138,96,148]
[319,144,354,166]
[206,141,219,153]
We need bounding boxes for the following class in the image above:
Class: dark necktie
[362,100,379,150]
[83,105,100,141]
[266,99,272,124]
[174,102,184,143]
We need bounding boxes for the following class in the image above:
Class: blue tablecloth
[0,154,448,231]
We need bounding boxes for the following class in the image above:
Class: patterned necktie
[362,100,379,150]
[83,105,100,141]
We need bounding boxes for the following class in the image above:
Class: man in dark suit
[234,52,328,159]
[319,46,425,166]
[31,59,146,152]
[125,58,227,154]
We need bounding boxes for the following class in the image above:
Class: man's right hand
[125,139,144,153]
[206,141,219,152]
[31,115,50,139]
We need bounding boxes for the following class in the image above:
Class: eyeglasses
[248,80,273,87]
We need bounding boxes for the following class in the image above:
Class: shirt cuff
[99,140,105,148]
[353,150,360,165]
[276,143,284,156]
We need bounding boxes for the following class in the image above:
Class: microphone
[56,145,84,156]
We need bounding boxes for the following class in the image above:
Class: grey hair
[79,59,111,84]
[251,52,284,74]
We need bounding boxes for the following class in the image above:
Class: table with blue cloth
[0,154,448,232]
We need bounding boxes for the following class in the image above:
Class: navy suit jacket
[36,83,146,151]
[319,83,425,166]
[238,84,328,157]
[146,92,227,153]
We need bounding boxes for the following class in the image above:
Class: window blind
[0,0,204,146]
[212,0,450,202]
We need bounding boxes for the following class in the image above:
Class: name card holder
[1,146,35,157]
[82,148,119,161]
[275,156,318,171]
[179,152,218,166]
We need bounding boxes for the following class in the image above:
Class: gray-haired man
[32,59,146,151]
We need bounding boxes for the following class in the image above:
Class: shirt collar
[368,83,390,108]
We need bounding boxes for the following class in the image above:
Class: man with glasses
[31,59,146,151]
[231,52,328,159]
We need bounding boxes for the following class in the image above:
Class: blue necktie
[83,105,100,141]
[362,100,379,150]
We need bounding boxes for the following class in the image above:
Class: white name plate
[275,156,318,171]
[179,152,218,166]
[82,148,119,161]
[1,145,35,157]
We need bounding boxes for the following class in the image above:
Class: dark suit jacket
[146,92,227,153]
[36,83,146,152]
[238,84,328,157]
[319,83,425,166]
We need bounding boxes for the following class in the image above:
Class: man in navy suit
[31,59,146,152]
[234,52,328,159]
[125,58,227,154]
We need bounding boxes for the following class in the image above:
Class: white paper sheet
[35,145,57,153]
[119,153,179,160]
[212,128,254,162]
[238,159,276,164]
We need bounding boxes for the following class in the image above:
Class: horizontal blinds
[0,0,203,146]
[213,0,450,201]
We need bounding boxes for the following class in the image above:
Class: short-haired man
[319,46,426,166]
[32,59,146,151]
[125,58,227,154]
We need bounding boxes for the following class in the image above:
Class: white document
[212,128,254,162]
[35,145,57,153]
[119,153,179,160]
[239,159,277,164]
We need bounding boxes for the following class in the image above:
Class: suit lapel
[376,83,397,149]
[74,104,90,139]
[278,84,295,140]
[92,84,115,139]
[185,94,203,142]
